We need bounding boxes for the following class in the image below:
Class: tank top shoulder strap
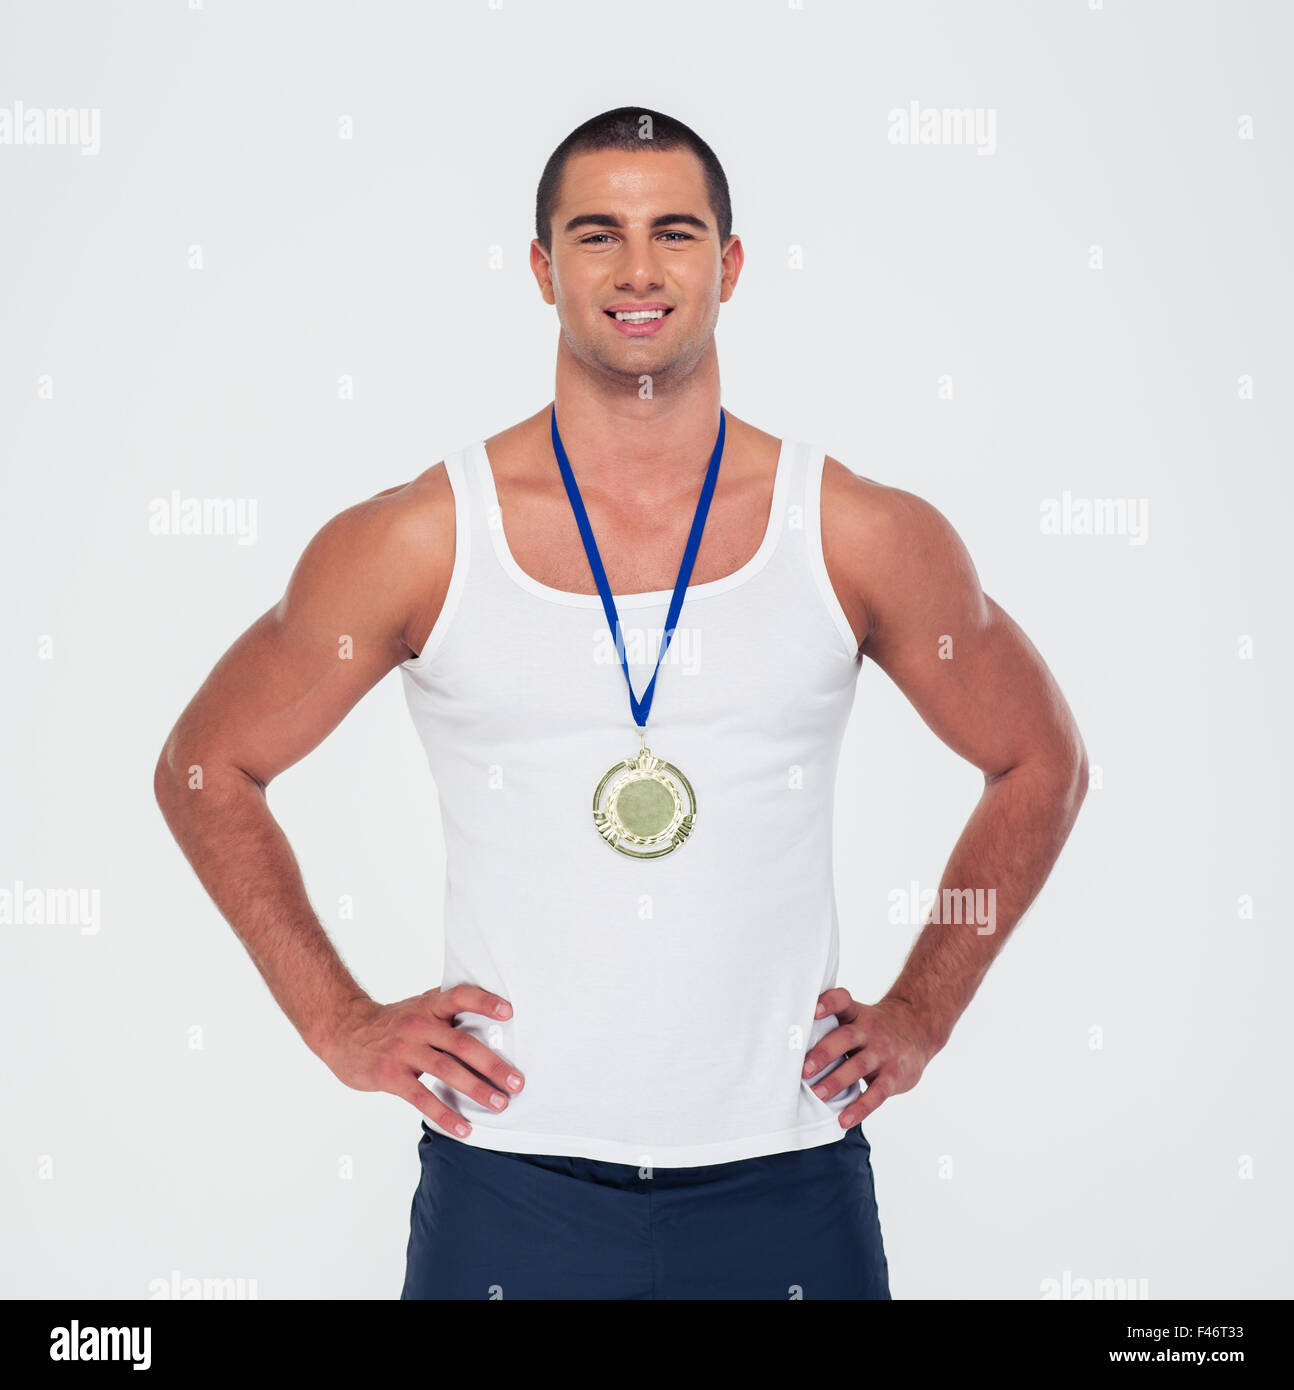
[442,437,514,575]
[400,442,481,673]
[781,438,860,661]
[455,438,529,587]
[445,440,492,539]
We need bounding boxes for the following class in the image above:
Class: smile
[604,307,673,336]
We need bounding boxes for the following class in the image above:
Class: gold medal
[593,735,696,859]
[551,405,725,860]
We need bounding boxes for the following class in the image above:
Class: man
[154,107,1087,1301]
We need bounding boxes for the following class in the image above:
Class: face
[531,146,742,384]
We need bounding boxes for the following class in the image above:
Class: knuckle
[401,1083,429,1113]
[418,1051,447,1082]
[488,1059,518,1090]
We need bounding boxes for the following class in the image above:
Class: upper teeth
[614,310,665,321]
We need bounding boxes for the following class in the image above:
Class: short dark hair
[535,107,732,252]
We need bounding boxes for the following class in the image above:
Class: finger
[428,984,513,1023]
[808,1047,883,1102]
[814,986,856,1022]
[416,1047,516,1112]
[802,1022,867,1079]
[417,1017,525,1097]
[837,1073,894,1128]
[852,1048,884,1084]
[398,1078,473,1138]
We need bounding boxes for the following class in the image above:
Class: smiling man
[154,107,1088,1300]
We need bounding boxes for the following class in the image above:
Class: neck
[548,339,724,494]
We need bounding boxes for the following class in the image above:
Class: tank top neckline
[473,435,794,610]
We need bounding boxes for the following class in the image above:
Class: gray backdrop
[2,0,1289,1299]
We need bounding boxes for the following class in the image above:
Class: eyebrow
[562,212,710,236]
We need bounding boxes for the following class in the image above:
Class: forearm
[153,753,370,1057]
[882,750,1088,1053]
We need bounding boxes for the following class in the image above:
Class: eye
[577,230,696,244]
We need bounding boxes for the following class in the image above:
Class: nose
[613,232,666,295]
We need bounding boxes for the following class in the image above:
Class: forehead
[555,146,711,221]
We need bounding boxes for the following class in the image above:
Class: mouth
[604,306,673,337]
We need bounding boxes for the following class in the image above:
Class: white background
[2,0,1290,1299]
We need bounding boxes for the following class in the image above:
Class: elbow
[1011,731,1088,820]
[1061,731,1090,819]
[153,744,176,812]
[155,739,266,810]
[1072,756,1090,816]
[153,731,187,813]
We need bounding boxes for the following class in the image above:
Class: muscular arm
[153,467,454,1057]
[808,460,1088,1117]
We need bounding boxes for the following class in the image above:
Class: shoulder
[281,462,457,657]
[821,456,962,553]
[819,456,983,648]
[294,463,454,580]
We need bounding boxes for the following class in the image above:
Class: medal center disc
[593,749,696,857]
[613,776,676,839]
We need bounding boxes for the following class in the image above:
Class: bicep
[160,504,421,788]
[860,494,1080,780]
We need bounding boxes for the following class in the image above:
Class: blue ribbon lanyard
[549,406,727,731]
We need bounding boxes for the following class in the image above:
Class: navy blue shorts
[400,1121,891,1300]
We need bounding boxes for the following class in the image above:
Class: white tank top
[399,432,865,1167]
